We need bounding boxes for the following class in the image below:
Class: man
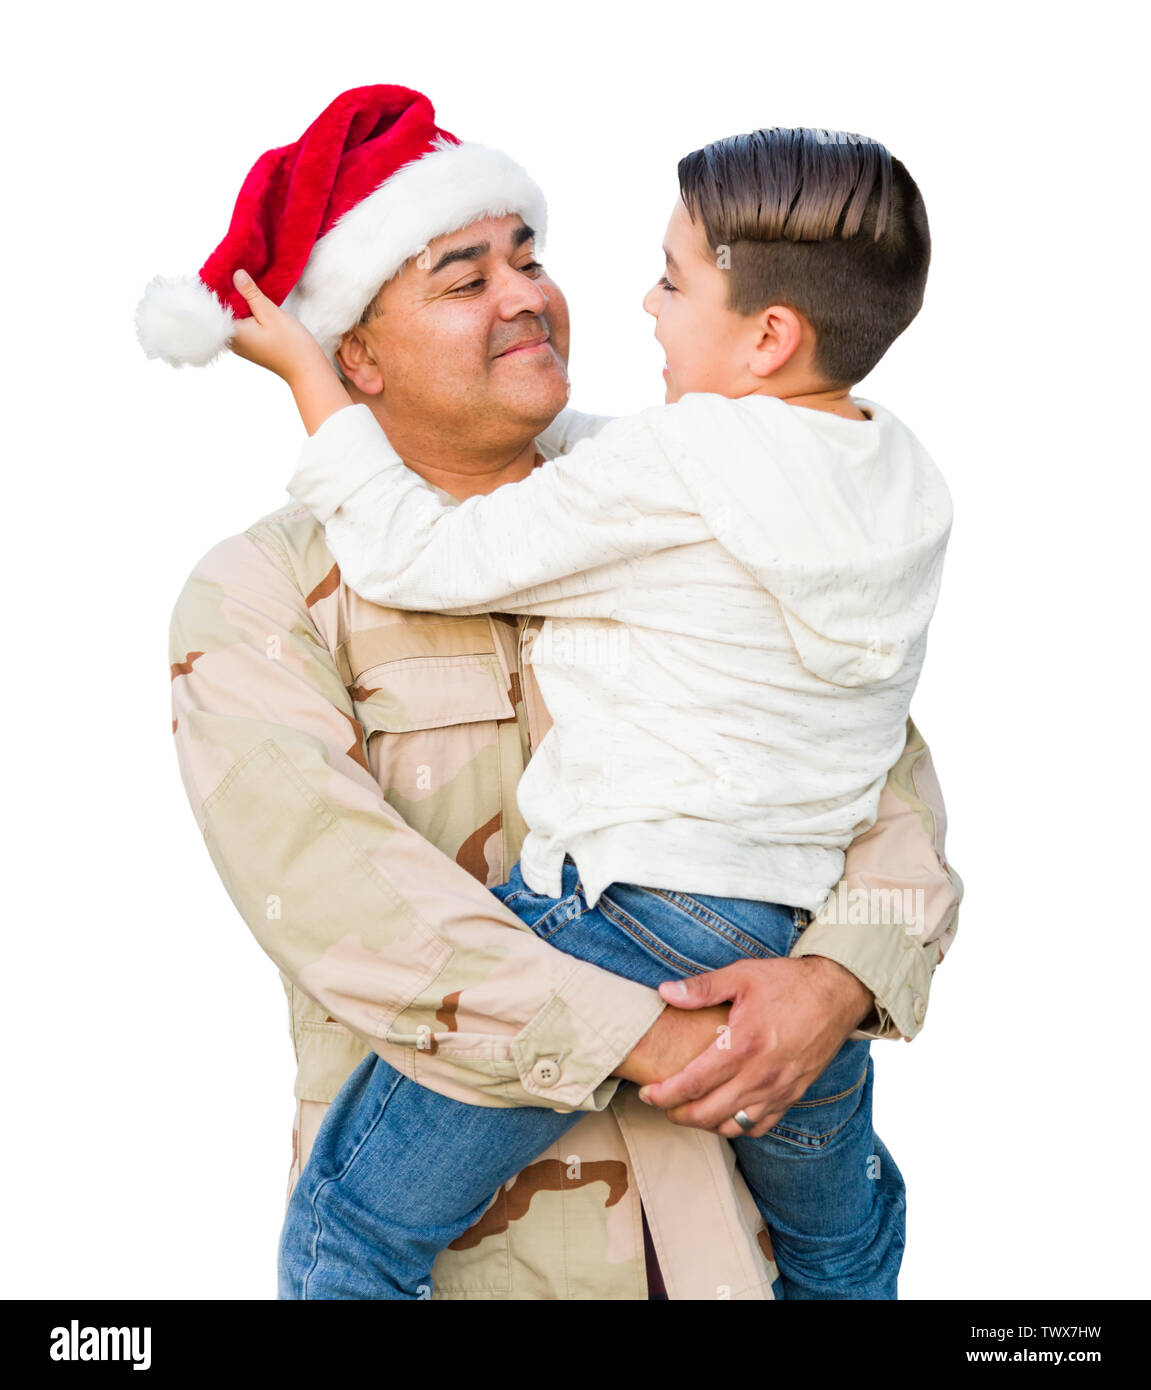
[152,86,962,1299]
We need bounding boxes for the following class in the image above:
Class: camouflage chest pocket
[338,616,517,858]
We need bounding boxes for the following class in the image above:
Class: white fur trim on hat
[135,274,236,368]
[283,137,548,362]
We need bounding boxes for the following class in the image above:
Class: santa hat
[136,85,547,368]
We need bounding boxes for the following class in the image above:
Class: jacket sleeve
[286,403,705,614]
[789,717,962,1041]
[169,528,666,1111]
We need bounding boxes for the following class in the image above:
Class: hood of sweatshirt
[644,392,952,688]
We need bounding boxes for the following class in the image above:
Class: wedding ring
[732,1109,756,1132]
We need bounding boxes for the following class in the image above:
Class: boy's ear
[747,304,806,380]
[335,328,384,396]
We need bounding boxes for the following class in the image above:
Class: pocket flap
[337,615,498,678]
[340,618,515,734]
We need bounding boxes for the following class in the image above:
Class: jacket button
[531,1058,561,1087]
[912,994,926,1023]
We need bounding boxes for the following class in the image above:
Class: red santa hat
[136,84,548,367]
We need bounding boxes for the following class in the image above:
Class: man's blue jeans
[278,858,906,1300]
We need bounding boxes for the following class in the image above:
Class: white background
[3,0,1147,1300]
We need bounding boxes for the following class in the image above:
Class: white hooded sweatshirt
[287,393,952,912]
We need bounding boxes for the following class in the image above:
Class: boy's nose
[642,282,661,318]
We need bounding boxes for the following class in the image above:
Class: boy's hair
[677,128,930,385]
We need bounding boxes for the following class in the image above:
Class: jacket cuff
[510,960,668,1110]
[789,916,937,1041]
[287,404,394,524]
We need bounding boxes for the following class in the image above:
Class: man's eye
[518,260,544,275]
[449,278,486,294]
[658,275,677,292]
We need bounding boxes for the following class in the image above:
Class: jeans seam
[297,1066,407,1299]
[786,1061,869,1110]
[531,894,594,941]
[639,887,784,960]
[767,1062,870,1146]
[597,885,794,971]
[595,893,717,975]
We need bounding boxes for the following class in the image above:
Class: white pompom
[135,274,236,368]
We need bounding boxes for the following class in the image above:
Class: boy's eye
[658,275,677,292]
[518,260,544,275]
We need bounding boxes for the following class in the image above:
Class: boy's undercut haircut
[677,128,930,385]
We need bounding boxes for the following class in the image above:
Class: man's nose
[495,264,550,318]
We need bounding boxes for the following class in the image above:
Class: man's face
[341,214,571,447]
[642,197,752,404]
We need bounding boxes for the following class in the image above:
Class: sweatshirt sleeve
[286,404,707,615]
[169,528,666,1110]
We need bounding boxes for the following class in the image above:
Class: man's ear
[335,328,385,396]
[747,304,805,380]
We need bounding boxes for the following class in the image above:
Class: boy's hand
[229,269,331,384]
[613,1002,731,1087]
[228,269,354,437]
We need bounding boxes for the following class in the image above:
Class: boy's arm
[287,402,704,614]
[228,270,354,431]
[170,527,667,1111]
[789,717,962,1041]
[230,269,693,614]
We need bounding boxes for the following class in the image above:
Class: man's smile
[493,330,551,359]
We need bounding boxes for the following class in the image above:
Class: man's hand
[636,956,875,1139]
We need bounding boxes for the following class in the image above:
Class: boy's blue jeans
[278,858,906,1300]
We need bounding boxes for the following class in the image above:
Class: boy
[232,126,950,1300]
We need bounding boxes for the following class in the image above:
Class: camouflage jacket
[169,499,962,1301]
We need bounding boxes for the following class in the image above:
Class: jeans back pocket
[767,1041,872,1151]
